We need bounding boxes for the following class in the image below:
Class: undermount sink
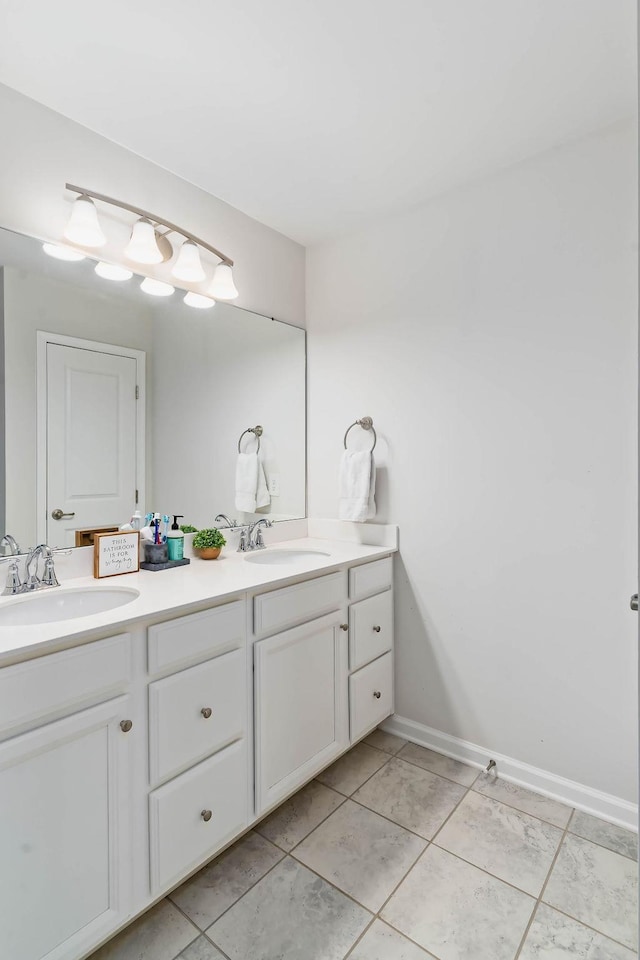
[244,549,331,565]
[0,586,140,626]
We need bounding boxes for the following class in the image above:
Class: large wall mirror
[0,227,306,553]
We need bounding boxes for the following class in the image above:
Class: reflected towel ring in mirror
[344,416,377,451]
[238,425,263,453]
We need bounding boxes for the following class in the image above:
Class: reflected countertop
[0,535,397,665]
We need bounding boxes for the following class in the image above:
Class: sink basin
[244,549,331,565]
[0,586,140,626]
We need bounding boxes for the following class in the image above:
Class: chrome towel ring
[344,416,377,452]
[238,425,263,453]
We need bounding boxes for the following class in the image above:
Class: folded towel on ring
[338,450,376,522]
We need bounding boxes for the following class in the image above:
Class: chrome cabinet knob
[201,707,212,719]
[120,719,133,733]
[373,690,382,699]
[372,625,381,633]
[631,594,638,612]
[201,809,212,822]
[340,624,349,631]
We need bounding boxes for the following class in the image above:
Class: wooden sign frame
[93,530,140,579]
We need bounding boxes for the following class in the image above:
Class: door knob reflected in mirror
[51,508,76,520]
[631,594,638,612]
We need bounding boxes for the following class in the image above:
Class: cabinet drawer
[349,652,393,742]
[349,557,393,601]
[253,570,346,636]
[149,648,246,784]
[0,634,131,736]
[349,590,393,671]
[149,739,248,893]
[148,600,245,675]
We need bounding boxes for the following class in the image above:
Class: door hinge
[135,385,140,400]
[135,489,139,504]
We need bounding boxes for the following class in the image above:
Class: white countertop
[0,535,396,664]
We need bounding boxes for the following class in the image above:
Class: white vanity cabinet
[147,601,249,893]
[252,572,349,814]
[252,558,394,816]
[347,557,394,742]
[0,638,134,960]
[0,540,396,960]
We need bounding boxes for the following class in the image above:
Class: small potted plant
[192,527,227,560]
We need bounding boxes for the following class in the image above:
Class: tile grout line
[255,788,349,854]
[512,813,574,960]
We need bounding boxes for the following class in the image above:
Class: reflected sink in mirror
[244,549,331,565]
[0,586,140,626]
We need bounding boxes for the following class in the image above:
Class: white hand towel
[256,460,271,509]
[235,453,259,512]
[339,450,376,522]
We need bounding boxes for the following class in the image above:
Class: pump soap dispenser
[167,515,185,561]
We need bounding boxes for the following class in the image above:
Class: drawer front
[149,648,246,784]
[349,557,393,601]
[149,739,248,893]
[349,652,393,742]
[0,634,131,736]
[253,570,346,636]
[148,600,245,675]
[349,590,393,671]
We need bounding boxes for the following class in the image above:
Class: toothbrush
[153,513,161,544]
[162,515,170,543]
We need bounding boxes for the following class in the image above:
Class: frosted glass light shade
[124,218,164,264]
[63,195,106,248]
[172,240,206,282]
[184,291,215,309]
[95,261,133,281]
[140,277,174,297]
[209,262,238,300]
[42,243,86,262]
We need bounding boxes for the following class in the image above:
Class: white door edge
[36,331,146,546]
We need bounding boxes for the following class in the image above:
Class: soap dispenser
[167,515,185,561]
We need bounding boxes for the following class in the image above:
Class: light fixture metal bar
[65,183,234,266]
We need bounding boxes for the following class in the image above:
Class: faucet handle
[237,529,249,552]
[41,556,60,587]
[2,560,22,596]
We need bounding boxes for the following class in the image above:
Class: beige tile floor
[90,731,638,960]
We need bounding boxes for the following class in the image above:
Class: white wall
[307,121,638,803]
[0,84,305,326]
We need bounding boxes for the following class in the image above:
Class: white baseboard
[381,714,638,833]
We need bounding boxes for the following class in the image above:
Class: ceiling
[0,0,635,245]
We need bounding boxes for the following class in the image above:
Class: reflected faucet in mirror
[0,534,21,556]
[214,514,239,529]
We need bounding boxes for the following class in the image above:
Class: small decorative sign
[93,530,140,579]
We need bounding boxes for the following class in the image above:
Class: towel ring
[238,425,263,453]
[344,416,377,452]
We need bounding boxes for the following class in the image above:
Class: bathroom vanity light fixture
[95,261,133,281]
[184,291,215,309]
[42,242,86,262]
[140,277,175,297]
[61,184,239,300]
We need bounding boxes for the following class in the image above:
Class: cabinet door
[254,612,348,814]
[0,696,132,960]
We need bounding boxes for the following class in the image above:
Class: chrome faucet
[0,534,21,556]
[2,544,61,596]
[248,518,272,550]
[214,514,239,529]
